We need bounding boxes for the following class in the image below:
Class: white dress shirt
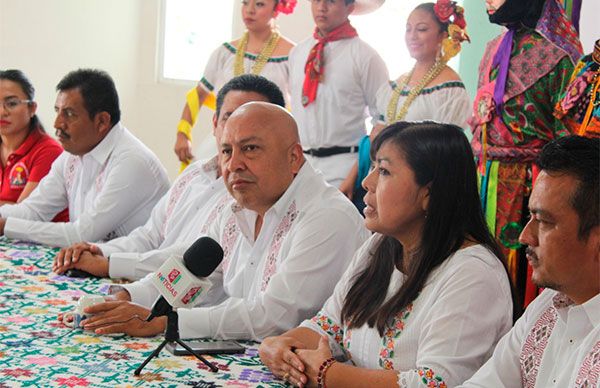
[460,289,600,388]
[300,235,514,388]
[123,162,370,341]
[96,157,227,280]
[0,123,169,247]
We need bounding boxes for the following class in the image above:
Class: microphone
[146,236,224,322]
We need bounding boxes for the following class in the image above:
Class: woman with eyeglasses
[173,0,296,172]
[0,70,65,214]
[259,122,515,387]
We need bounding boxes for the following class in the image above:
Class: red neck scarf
[302,20,358,107]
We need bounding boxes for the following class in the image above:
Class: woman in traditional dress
[470,0,582,308]
[340,1,470,211]
[174,0,296,170]
[260,122,515,388]
[0,70,66,221]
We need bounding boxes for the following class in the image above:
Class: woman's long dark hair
[0,69,44,133]
[341,121,513,335]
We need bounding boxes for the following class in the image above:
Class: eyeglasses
[1,98,32,111]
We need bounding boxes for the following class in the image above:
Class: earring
[435,43,442,64]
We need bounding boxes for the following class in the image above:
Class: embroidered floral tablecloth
[0,238,286,387]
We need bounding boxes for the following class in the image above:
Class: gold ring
[283,372,290,381]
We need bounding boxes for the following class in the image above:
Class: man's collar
[553,291,600,327]
[582,293,600,327]
[83,122,122,164]
[231,161,310,219]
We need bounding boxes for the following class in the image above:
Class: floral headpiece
[434,0,470,62]
[275,0,297,15]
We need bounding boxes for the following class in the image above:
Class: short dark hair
[537,135,599,239]
[215,74,285,118]
[56,69,121,126]
[0,69,44,132]
[341,121,514,335]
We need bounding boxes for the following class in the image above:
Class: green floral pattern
[0,237,285,387]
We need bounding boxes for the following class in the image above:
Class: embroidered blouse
[124,162,370,341]
[461,289,600,387]
[375,80,471,129]
[300,235,513,387]
[199,42,291,104]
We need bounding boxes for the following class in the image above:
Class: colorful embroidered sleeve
[397,367,448,388]
[499,48,574,143]
[299,236,378,359]
[548,55,577,136]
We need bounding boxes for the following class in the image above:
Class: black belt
[303,146,358,157]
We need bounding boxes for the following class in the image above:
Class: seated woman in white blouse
[259,121,516,388]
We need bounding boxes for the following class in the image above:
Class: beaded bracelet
[316,357,336,388]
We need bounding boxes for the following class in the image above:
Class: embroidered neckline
[389,80,465,96]
[223,42,288,62]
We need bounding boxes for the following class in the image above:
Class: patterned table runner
[0,238,286,387]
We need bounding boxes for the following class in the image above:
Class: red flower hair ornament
[434,0,470,61]
[275,0,297,15]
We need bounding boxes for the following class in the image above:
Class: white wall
[0,0,142,160]
[579,0,599,53]
[1,0,598,180]
[0,0,315,181]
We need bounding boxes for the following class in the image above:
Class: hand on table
[295,335,334,387]
[57,291,132,325]
[53,242,109,277]
[259,335,308,387]
[80,299,166,337]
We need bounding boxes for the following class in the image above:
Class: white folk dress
[199,42,291,104]
[375,79,471,129]
[300,234,513,387]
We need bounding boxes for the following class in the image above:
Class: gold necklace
[386,60,446,124]
[233,31,280,77]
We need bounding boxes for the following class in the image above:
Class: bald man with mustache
[79,102,369,340]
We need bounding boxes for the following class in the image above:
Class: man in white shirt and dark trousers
[51,74,287,280]
[460,135,600,387]
[78,102,370,341]
[288,0,388,188]
[0,69,169,247]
